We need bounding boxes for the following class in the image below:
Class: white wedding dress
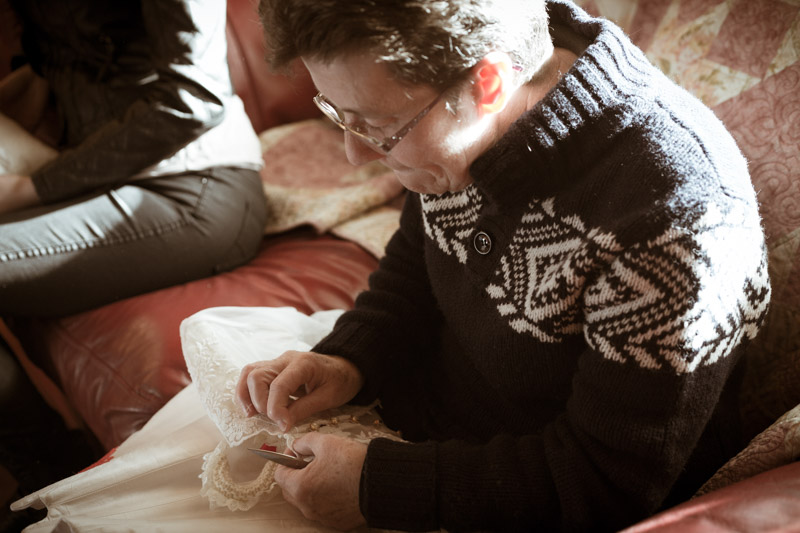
[12,306,404,532]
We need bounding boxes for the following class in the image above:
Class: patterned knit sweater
[313,1,771,531]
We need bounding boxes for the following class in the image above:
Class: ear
[471,51,514,115]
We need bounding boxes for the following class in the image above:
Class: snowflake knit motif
[421,191,770,374]
[420,185,484,264]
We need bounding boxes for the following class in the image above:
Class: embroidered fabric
[180,306,402,512]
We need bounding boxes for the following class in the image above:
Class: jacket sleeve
[313,193,445,405]
[30,0,230,203]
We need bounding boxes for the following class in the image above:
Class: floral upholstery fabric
[259,119,404,258]
[696,402,800,496]
[574,0,800,443]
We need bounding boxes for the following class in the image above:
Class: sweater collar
[468,0,656,207]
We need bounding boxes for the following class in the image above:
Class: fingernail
[278,419,287,432]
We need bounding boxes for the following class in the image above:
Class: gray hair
[258,0,552,90]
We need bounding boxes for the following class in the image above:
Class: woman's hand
[235,350,364,431]
[0,174,40,214]
[276,432,367,531]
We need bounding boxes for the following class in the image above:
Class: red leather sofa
[3,0,800,531]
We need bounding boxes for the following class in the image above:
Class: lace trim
[180,306,403,512]
[200,439,279,512]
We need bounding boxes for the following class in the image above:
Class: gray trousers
[0,166,267,318]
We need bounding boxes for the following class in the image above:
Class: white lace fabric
[180,306,401,512]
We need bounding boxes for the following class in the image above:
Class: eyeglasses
[313,90,446,154]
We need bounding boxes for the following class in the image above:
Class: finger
[235,365,257,416]
[289,433,319,457]
[266,356,312,430]
[246,366,278,415]
[274,465,297,507]
[274,463,300,491]
[240,359,287,416]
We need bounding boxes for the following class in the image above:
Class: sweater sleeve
[313,193,445,405]
[359,206,771,532]
[30,0,228,203]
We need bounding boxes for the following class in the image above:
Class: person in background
[235,0,772,531]
[0,0,266,526]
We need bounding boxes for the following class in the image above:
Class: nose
[343,132,385,166]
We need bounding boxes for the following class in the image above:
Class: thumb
[289,432,319,457]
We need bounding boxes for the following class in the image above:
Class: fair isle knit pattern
[421,190,770,374]
[419,186,483,264]
[583,201,770,374]
[484,195,620,344]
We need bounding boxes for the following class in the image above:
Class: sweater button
[473,231,492,255]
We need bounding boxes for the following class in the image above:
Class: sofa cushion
[11,230,378,450]
[696,402,800,496]
[621,461,800,533]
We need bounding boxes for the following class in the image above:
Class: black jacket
[10,0,235,203]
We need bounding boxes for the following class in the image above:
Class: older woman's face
[303,53,485,195]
